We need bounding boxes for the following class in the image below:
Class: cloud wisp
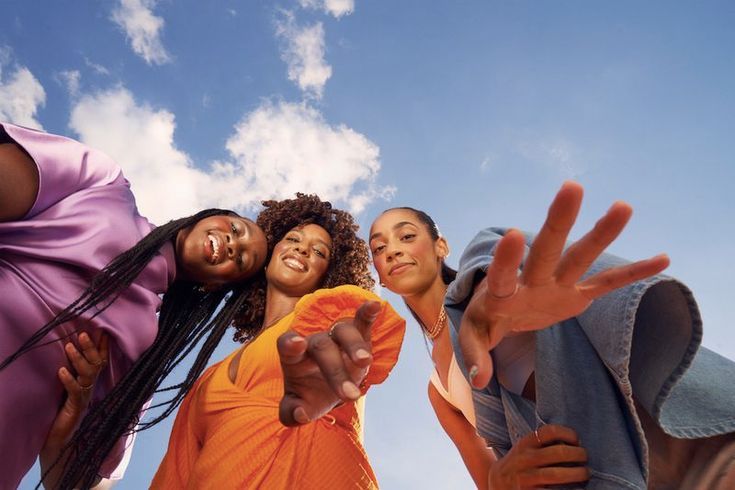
[276,12,332,100]
[111,0,171,65]
[0,48,46,129]
[298,0,355,18]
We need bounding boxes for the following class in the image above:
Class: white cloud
[69,87,211,223]
[213,99,394,214]
[111,0,171,65]
[0,52,46,129]
[84,57,110,75]
[276,13,332,99]
[57,70,81,97]
[298,0,355,18]
[68,89,391,223]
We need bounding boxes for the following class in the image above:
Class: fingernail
[469,365,478,382]
[290,336,305,345]
[355,349,371,361]
[294,407,310,424]
[59,367,68,376]
[342,381,361,399]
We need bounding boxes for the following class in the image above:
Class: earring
[380,282,386,287]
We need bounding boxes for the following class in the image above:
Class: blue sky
[3,1,733,488]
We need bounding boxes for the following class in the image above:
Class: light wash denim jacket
[446,228,735,489]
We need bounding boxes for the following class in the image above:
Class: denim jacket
[445,228,735,489]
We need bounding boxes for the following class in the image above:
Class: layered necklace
[423,304,447,340]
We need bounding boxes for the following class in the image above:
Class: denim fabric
[445,227,735,489]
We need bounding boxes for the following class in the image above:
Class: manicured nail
[468,365,478,382]
[342,381,361,399]
[294,407,310,424]
[290,336,306,345]
[355,349,371,361]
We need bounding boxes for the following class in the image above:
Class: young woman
[366,182,735,488]
[0,122,268,489]
[152,194,405,489]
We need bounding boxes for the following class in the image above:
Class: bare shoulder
[0,142,39,222]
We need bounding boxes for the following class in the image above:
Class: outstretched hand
[277,301,380,427]
[460,182,669,388]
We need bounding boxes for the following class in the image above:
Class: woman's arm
[0,141,38,222]
[428,382,494,490]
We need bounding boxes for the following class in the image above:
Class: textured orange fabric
[151,285,405,489]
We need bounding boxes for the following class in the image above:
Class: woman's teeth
[283,257,306,271]
[208,234,222,263]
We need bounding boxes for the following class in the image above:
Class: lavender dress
[0,123,176,488]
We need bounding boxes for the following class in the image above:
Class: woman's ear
[435,237,450,259]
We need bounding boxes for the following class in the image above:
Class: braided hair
[0,208,263,489]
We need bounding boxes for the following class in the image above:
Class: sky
[3,0,734,488]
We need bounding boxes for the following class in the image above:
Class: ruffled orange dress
[151,285,405,489]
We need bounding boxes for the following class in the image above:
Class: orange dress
[151,285,405,489]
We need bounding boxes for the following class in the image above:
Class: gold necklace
[424,305,447,340]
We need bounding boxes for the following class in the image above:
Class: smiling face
[265,223,333,297]
[369,208,448,297]
[175,214,268,287]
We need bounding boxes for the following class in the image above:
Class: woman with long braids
[0,122,268,489]
[152,194,405,489]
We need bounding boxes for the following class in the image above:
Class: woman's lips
[389,262,413,276]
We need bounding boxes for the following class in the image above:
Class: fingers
[306,333,362,401]
[329,320,374,369]
[64,342,96,389]
[531,444,588,467]
[485,230,524,299]
[278,394,312,427]
[521,466,590,487]
[522,181,584,286]
[77,332,107,367]
[351,300,380,344]
[277,331,308,366]
[520,424,581,449]
[458,309,494,389]
[555,201,633,285]
[578,254,670,299]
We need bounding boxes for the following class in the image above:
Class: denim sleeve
[445,227,529,307]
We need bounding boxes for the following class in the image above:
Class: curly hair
[233,193,374,342]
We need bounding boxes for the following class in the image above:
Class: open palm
[460,182,669,388]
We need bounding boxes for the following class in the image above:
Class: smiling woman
[0,122,269,489]
[152,193,406,489]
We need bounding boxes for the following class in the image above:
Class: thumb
[459,313,494,388]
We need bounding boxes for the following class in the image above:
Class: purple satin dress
[0,122,176,488]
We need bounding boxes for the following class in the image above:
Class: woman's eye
[285,236,299,242]
[401,234,415,241]
[372,245,385,254]
[231,223,238,234]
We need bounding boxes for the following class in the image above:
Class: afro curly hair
[233,193,374,342]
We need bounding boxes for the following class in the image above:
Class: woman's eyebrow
[369,221,417,242]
